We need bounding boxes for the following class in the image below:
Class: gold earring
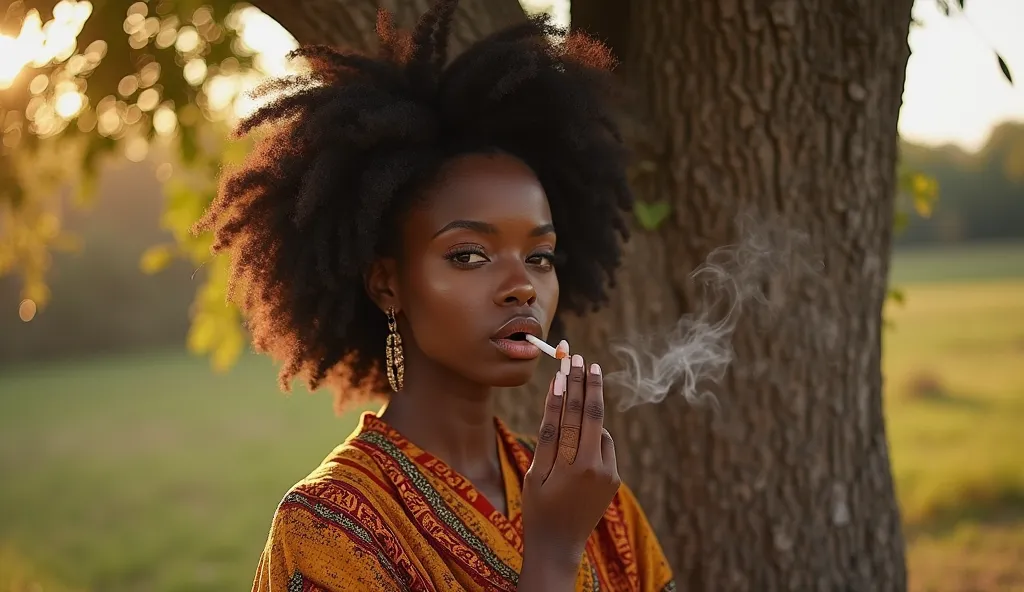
[385,306,404,392]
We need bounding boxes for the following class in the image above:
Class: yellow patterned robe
[252,412,675,591]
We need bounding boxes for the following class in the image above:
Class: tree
[8,0,1010,589]
[209,0,920,586]
[510,1,914,588]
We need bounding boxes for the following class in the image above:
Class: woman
[194,1,675,590]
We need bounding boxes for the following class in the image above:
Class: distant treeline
[1,124,1022,367]
[898,121,1024,245]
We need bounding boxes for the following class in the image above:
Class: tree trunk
[252,0,914,589]
[519,0,913,589]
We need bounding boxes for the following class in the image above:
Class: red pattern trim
[285,483,434,592]
[346,413,649,592]
[416,455,524,553]
[334,457,395,494]
[349,437,517,592]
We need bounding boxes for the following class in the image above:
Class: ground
[1,241,1022,591]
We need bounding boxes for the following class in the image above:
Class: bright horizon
[900,0,1023,151]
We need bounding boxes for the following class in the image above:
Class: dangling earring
[385,306,405,392]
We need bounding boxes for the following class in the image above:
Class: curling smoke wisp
[605,212,824,411]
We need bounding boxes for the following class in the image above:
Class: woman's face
[393,152,559,388]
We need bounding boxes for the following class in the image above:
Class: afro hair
[192,0,634,410]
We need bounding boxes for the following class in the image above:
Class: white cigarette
[524,334,569,360]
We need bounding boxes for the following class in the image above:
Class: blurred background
[0,0,1021,590]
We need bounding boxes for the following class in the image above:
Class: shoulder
[268,441,398,544]
[253,442,418,592]
[274,438,397,520]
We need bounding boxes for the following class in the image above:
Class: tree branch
[251,0,527,51]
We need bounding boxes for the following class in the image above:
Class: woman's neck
[378,344,501,483]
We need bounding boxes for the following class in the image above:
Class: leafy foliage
[139,128,253,371]
[895,162,940,235]
[0,0,267,370]
[634,200,670,231]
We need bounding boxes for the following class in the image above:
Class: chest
[474,478,509,518]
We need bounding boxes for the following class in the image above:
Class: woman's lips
[491,337,541,360]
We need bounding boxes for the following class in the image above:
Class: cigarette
[524,334,570,360]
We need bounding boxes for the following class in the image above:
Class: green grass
[890,239,1024,284]
[1,242,1022,591]
[882,278,1024,591]
[0,350,371,592]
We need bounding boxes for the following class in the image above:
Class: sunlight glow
[0,2,92,89]
[19,299,37,322]
[54,89,85,118]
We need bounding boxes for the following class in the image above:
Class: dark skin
[367,152,559,513]
[366,152,620,588]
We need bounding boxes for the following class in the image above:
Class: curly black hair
[192,0,633,409]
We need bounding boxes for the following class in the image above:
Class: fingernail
[572,354,584,368]
[590,363,601,376]
[560,355,570,376]
[553,372,565,396]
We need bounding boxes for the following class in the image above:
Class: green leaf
[634,201,671,231]
[139,244,175,275]
[997,53,1013,85]
[909,173,938,217]
[957,0,965,9]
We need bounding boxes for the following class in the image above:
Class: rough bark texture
[252,0,914,589]
[539,0,913,589]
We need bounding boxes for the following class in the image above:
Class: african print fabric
[251,412,676,591]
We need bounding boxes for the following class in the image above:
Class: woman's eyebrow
[432,220,497,238]
[530,223,555,237]
[431,220,555,238]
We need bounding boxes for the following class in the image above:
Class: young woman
[195,1,674,590]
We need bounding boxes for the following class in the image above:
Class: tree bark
[251,0,914,589]
[539,0,912,590]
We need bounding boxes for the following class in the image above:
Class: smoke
[605,211,824,411]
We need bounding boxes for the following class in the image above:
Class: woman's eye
[454,252,488,264]
[529,253,556,268]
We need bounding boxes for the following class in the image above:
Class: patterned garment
[252,412,676,592]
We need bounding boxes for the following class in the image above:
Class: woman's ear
[364,258,401,314]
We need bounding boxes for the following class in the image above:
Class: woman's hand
[519,349,621,578]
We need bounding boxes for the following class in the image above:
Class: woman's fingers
[600,427,617,470]
[579,363,605,463]
[529,372,565,483]
[559,354,586,465]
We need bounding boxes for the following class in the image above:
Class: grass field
[1,242,1022,591]
[0,353,372,591]
[889,239,1024,284]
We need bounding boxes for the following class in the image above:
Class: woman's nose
[494,263,537,307]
